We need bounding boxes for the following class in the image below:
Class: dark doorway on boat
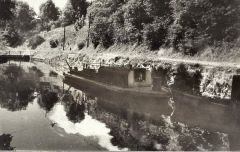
[134,68,146,82]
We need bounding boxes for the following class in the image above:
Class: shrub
[173,64,193,92]
[173,64,203,94]
[28,35,45,49]
[77,42,85,50]
[2,26,23,47]
[29,66,44,77]
[49,70,58,77]
[48,20,62,30]
[49,39,59,48]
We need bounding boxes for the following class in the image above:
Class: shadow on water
[0,134,14,150]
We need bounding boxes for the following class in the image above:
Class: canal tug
[63,62,171,101]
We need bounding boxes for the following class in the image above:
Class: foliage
[88,0,123,48]
[40,0,60,22]
[1,24,23,47]
[14,1,36,32]
[87,0,239,54]
[0,0,15,21]
[143,18,171,50]
[168,0,240,55]
[88,0,172,48]
[0,134,14,150]
[173,64,193,92]
[49,39,59,48]
[74,16,85,31]
[49,70,58,77]
[67,0,88,31]
[123,0,152,44]
[28,35,45,49]
[61,1,75,26]
[77,41,85,50]
[69,0,88,19]
[48,20,62,30]
[173,64,203,94]
[29,66,44,77]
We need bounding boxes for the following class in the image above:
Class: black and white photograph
[0,0,240,151]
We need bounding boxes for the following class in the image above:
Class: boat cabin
[95,66,152,88]
[71,65,152,88]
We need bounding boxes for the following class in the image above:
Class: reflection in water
[0,62,231,151]
[94,99,229,151]
[0,134,14,150]
[38,90,59,113]
[0,64,38,111]
[62,89,229,151]
[49,103,127,151]
[65,102,85,123]
[28,66,44,77]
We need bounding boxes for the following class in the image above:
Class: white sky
[17,0,68,14]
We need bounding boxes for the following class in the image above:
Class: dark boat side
[64,72,172,116]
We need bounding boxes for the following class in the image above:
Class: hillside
[25,24,240,65]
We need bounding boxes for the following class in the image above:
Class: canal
[0,61,231,151]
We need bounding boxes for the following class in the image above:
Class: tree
[111,8,128,43]
[0,0,15,21]
[168,0,240,55]
[69,0,89,31]
[39,0,60,22]
[143,18,171,50]
[124,0,152,44]
[143,0,173,50]
[2,23,22,47]
[88,0,119,48]
[14,1,36,32]
[69,0,88,20]
[0,0,15,29]
[61,1,75,26]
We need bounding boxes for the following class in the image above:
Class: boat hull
[64,73,172,116]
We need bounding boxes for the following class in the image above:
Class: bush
[49,70,58,77]
[77,42,85,50]
[28,35,45,49]
[2,25,23,47]
[168,0,240,55]
[48,20,62,30]
[49,39,59,48]
[29,66,44,77]
[173,64,203,94]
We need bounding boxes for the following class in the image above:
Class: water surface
[0,61,230,151]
